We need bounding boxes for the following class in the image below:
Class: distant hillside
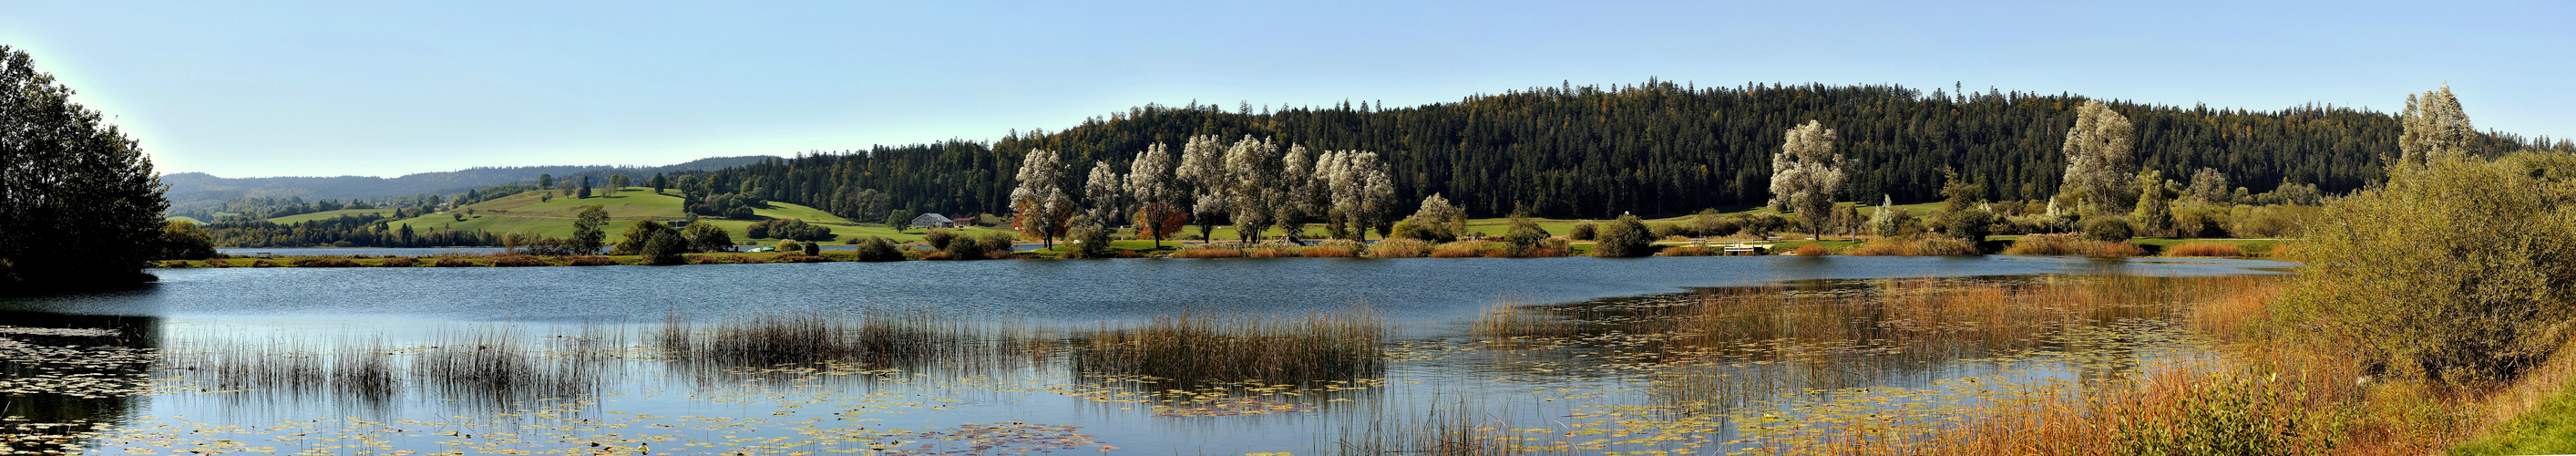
[162,155,777,214]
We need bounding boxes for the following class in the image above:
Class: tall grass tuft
[487,254,549,266]
[378,256,416,267]
[1243,243,1303,258]
[430,256,476,267]
[1072,308,1383,389]
[2167,243,2247,257]
[1659,244,1719,256]
[1793,244,1832,256]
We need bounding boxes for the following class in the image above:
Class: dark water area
[0,256,2292,455]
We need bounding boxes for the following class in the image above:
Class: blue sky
[5,1,2568,178]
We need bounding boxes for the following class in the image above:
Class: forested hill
[163,155,776,214]
[693,81,2571,220]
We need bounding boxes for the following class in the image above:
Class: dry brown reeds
[2269,244,2297,260]
[1169,244,1246,258]
[656,313,1047,380]
[1072,308,1383,389]
[2167,243,2248,257]
[1793,244,1832,256]
[160,260,190,268]
[1369,239,1433,258]
[378,256,416,267]
[1999,233,2145,257]
[430,257,476,267]
[1428,242,1489,258]
[919,251,953,260]
[1846,237,1983,255]
[562,255,616,265]
[487,254,549,266]
[289,257,359,267]
[730,254,767,264]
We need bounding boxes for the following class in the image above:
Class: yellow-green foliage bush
[2288,151,2576,385]
[2166,243,2246,257]
[1793,244,1831,256]
[1428,242,1487,258]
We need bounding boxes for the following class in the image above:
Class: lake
[0,255,2291,454]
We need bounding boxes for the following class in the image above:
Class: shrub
[851,236,905,262]
[1429,242,1488,258]
[1590,214,1655,257]
[1648,223,1684,239]
[378,256,416,267]
[249,259,279,267]
[1522,238,1572,257]
[922,229,959,249]
[292,257,360,267]
[160,260,190,268]
[2083,216,2135,242]
[1369,239,1433,258]
[431,257,476,267]
[1170,244,1246,258]
[1793,244,1831,256]
[1302,240,1364,258]
[1503,216,1551,255]
[775,239,804,254]
[1567,221,1597,241]
[1065,225,1115,258]
[746,218,834,242]
[564,256,617,265]
[2285,151,2576,385]
[2167,243,2247,257]
[488,255,549,267]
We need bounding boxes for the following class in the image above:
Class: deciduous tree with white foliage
[2399,84,2476,165]
[1221,136,1281,243]
[1083,161,1124,229]
[1767,120,1845,238]
[1175,135,1228,242]
[1125,142,1187,248]
[1010,149,1076,249]
[2061,100,2137,215]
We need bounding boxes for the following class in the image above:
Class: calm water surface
[0,255,2290,454]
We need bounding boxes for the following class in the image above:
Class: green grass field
[384,188,1011,244]
[264,208,394,223]
[166,215,206,224]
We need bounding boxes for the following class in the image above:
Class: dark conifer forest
[692,80,2568,221]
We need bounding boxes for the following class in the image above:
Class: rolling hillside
[384,188,1004,244]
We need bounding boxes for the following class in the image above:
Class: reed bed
[1998,233,2146,257]
[1072,308,1383,389]
[1244,243,1304,258]
[1301,240,1364,258]
[377,256,416,267]
[1170,244,1247,258]
[430,257,476,267]
[1428,242,1489,258]
[2167,242,2247,257]
[1845,237,1983,255]
[487,254,549,266]
[411,326,599,406]
[1657,244,1719,256]
[772,254,833,263]
[562,255,615,265]
[291,257,360,267]
[1369,239,1433,258]
[655,313,1051,382]
[1793,244,1832,256]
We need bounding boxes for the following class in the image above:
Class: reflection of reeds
[1333,401,1538,456]
[1072,309,1383,389]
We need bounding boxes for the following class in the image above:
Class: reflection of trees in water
[1466,275,2264,414]
[0,312,159,454]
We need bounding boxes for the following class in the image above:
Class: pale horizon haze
[4,1,2568,178]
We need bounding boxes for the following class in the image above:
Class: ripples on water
[0,256,2290,454]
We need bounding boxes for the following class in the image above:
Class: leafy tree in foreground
[0,46,170,290]
[682,223,733,253]
[641,230,689,265]
[851,236,904,262]
[612,218,676,255]
[158,221,217,260]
